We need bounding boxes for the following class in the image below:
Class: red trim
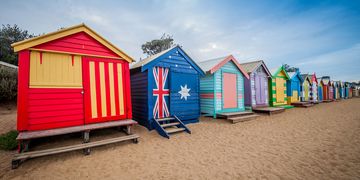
[113,63,120,116]
[40,51,43,64]
[17,50,30,131]
[94,61,102,117]
[209,55,250,79]
[123,63,132,119]
[71,55,75,66]
[104,62,111,116]
[82,57,91,123]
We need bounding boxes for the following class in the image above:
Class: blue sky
[1,0,359,81]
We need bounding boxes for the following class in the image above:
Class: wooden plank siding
[130,71,149,129]
[270,70,288,106]
[200,74,215,116]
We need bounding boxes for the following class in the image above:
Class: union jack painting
[153,67,170,119]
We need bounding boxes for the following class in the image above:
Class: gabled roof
[270,66,290,79]
[311,73,318,84]
[131,45,205,75]
[321,76,330,85]
[11,23,134,63]
[300,74,312,84]
[287,70,303,81]
[197,55,249,79]
[240,60,271,77]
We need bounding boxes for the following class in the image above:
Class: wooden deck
[17,119,138,140]
[252,107,285,115]
[216,111,259,124]
[291,102,314,108]
[12,120,139,169]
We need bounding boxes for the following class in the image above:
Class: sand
[0,98,360,179]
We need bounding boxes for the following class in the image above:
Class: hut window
[29,51,83,88]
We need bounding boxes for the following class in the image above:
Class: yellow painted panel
[29,51,82,87]
[292,91,299,102]
[117,63,124,115]
[89,62,97,118]
[109,63,116,116]
[276,78,284,103]
[99,62,107,117]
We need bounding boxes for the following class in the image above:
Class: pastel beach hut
[317,78,323,102]
[310,73,319,103]
[320,76,332,102]
[269,66,293,108]
[339,81,345,99]
[241,60,272,108]
[198,55,259,123]
[130,46,205,138]
[300,74,312,102]
[286,70,302,105]
[345,82,350,98]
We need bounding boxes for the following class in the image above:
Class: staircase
[217,111,260,124]
[153,116,191,138]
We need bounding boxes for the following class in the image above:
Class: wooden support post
[83,131,91,155]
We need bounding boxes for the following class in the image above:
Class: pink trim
[209,55,250,79]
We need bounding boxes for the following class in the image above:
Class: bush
[0,66,18,102]
[0,130,18,150]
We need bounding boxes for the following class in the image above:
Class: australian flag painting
[152,67,170,119]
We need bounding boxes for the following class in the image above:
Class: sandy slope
[0,98,359,179]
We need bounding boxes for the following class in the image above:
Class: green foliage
[0,66,18,102]
[0,24,36,65]
[141,34,175,56]
[283,64,298,72]
[0,130,18,150]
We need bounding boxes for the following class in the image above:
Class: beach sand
[0,98,359,179]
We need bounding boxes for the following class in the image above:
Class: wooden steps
[216,111,259,124]
[252,107,285,115]
[153,116,191,138]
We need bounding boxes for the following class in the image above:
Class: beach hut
[269,66,292,108]
[345,82,350,98]
[130,45,205,138]
[241,60,271,108]
[328,80,334,101]
[286,70,302,105]
[300,74,312,102]
[317,78,323,102]
[310,73,318,103]
[11,24,139,166]
[339,81,345,99]
[334,81,341,100]
[320,76,331,101]
[197,55,256,122]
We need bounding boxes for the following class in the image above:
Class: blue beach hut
[286,69,302,104]
[130,46,205,138]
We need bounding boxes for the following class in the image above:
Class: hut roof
[240,60,271,77]
[131,45,205,75]
[197,55,249,79]
[11,23,134,63]
[270,66,290,79]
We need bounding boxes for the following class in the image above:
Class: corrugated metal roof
[131,46,177,69]
[197,56,228,72]
[0,61,18,69]
[240,60,263,73]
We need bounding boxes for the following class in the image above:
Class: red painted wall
[34,32,120,58]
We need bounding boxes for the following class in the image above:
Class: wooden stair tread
[165,127,185,134]
[161,122,180,128]
[13,134,139,160]
[156,117,175,122]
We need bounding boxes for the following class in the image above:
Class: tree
[283,63,298,72]
[141,33,175,56]
[0,24,36,65]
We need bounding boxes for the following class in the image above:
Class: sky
[1,0,359,81]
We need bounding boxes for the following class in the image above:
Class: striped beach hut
[317,77,323,102]
[320,76,331,101]
[269,66,291,107]
[310,73,318,103]
[130,45,205,138]
[300,74,312,102]
[241,60,271,108]
[198,55,249,118]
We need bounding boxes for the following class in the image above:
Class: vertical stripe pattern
[88,61,125,118]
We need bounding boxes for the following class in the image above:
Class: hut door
[276,78,284,103]
[222,73,238,109]
[169,70,200,120]
[152,67,170,119]
[82,57,126,124]
[255,75,265,105]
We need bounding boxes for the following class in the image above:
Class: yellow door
[276,78,284,103]
[292,90,298,102]
[304,82,309,101]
